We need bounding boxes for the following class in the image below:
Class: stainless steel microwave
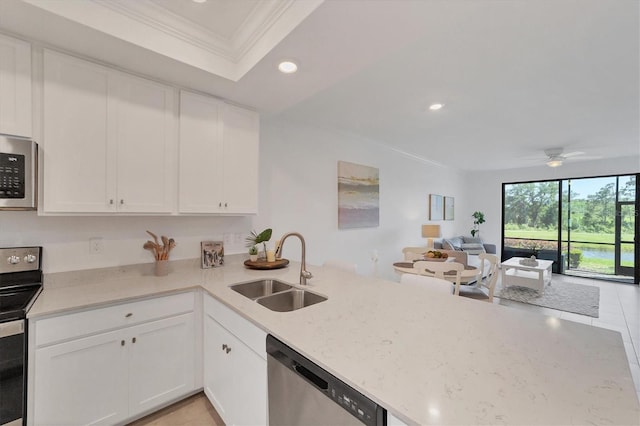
[0,135,37,210]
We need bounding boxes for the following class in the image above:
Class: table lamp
[422,224,441,249]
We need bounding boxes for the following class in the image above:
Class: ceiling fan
[540,148,599,167]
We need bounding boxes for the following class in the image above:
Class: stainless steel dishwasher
[267,335,386,426]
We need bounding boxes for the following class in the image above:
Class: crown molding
[22,0,324,80]
[93,0,233,60]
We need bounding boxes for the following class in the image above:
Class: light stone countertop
[29,256,640,425]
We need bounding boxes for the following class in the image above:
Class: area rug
[497,281,600,317]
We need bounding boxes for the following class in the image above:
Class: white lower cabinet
[203,294,267,426]
[128,314,196,415]
[30,292,196,426]
[34,328,129,425]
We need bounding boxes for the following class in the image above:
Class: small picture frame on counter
[201,241,224,269]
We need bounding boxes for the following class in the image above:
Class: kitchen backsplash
[0,212,253,273]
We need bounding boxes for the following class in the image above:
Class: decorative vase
[154,260,169,276]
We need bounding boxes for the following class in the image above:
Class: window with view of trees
[503,174,637,281]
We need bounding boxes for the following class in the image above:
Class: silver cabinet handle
[132,337,137,344]
[121,340,125,346]
[222,344,227,351]
[225,346,231,354]
[219,202,222,207]
[125,313,133,318]
[110,199,114,205]
[120,199,124,205]
[224,202,228,207]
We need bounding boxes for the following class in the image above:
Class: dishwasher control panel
[332,387,375,424]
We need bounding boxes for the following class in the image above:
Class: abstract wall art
[338,161,380,229]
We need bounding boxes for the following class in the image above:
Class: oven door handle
[0,319,24,338]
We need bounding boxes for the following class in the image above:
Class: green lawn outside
[505,228,635,274]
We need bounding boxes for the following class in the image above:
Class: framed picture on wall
[338,161,380,229]
[429,194,443,221]
[444,196,454,220]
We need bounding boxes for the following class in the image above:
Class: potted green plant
[248,245,258,262]
[471,211,485,238]
[245,228,272,260]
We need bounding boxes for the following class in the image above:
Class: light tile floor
[131,274,640,425]
[128,393,222,426]
[495,273,640,402]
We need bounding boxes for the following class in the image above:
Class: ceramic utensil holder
[155,260,169,276]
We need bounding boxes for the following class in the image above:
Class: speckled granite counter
[29,256,640,425]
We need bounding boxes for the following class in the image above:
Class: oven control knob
[8,255,20,264]
[24,254,37,263]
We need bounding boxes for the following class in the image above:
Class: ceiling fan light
[547,159,563,167]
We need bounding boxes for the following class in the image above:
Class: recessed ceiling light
[428,103,444,111]
[192,0,207,3]
[278,61,298,74]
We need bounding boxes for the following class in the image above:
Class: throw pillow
[443,237,463,251]
[463,236,483,244]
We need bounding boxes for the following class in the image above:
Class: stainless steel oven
[0,135,37,211]
[0,247,42,426]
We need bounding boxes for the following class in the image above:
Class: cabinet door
[128,313,195,416]
[113,73,176,213]
[220,104,259,214]
[0,34,31,137]
[33,329,128,426]
[178,91,223,213]
[42,50,113,213]
[204,295,267,426]
[233,335,267,426]
[203,313,235,423]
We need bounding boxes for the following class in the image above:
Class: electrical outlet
[90,237,104,254]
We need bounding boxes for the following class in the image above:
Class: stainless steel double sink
[230,279,327,312]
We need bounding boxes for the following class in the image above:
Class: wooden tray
[244,258,290,270]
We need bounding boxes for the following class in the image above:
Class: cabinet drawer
[204,294,266,360]
[35,291,195,347]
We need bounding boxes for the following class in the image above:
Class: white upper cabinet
[178,91,223,213]
[179,91,259,214]
[220,103,259,214]
[0,33,32,138]
[111,73,175,213]
[42,50,176,214]
[43,50,111,213]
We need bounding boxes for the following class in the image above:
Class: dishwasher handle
[293,361,329,391]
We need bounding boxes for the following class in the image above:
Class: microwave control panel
[0,152,25,199]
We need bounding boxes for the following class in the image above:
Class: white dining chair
[413,261,465,295]
[400,273,453,295]
[323,259,357,274]
[401,247,427,261]
[458,253,498,302]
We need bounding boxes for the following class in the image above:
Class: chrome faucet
[275,232,313,285]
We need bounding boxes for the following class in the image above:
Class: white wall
[0,213,253,273]
[256,118,469,280]
[465,155,640,257]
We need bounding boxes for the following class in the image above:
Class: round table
[393,261,480,284]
